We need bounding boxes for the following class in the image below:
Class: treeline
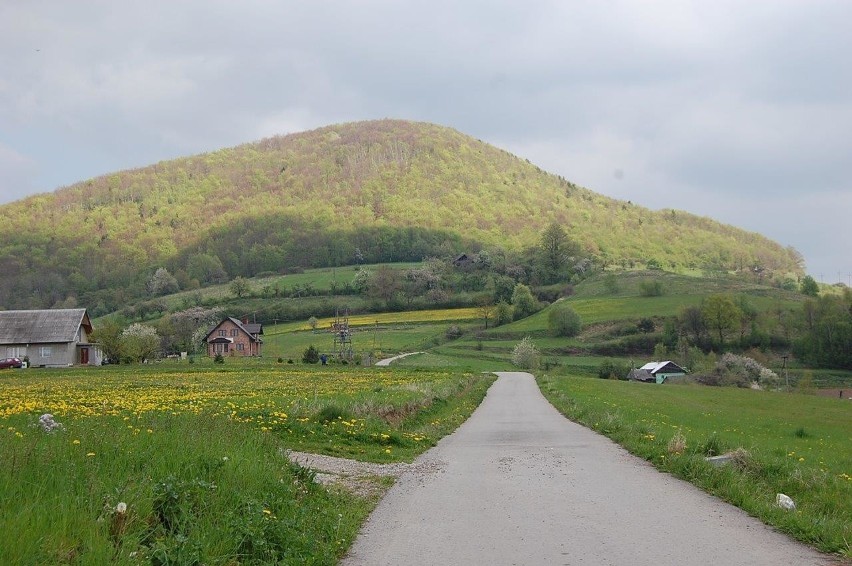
[170,215,474,277]
[793,291,852,369]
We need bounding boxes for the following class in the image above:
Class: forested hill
[1,119,802,312]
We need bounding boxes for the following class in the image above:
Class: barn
[0,308,102,367]
[630,361,688,384]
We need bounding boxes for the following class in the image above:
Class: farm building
[629,361,688,384]
[203,317,264,357]
[0,308,102,367]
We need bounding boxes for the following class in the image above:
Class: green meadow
[0,364,493,564]
[538,374,851,556]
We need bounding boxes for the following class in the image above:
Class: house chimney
[243,317,249,325]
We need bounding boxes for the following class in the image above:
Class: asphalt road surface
[341,372,833,566]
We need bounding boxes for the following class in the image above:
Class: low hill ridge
[0,119,802,311]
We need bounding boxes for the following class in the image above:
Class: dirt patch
[814,388,851,400]
[285,450,444,499]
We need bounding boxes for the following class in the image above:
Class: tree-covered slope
[0,119,802,311]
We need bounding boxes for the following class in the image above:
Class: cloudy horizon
[1,1,849,281]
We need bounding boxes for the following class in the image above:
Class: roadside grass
[0,364,493,564]
[537,374,852,557]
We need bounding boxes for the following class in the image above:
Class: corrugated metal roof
[0,309,90,344]
[639,360,686,374]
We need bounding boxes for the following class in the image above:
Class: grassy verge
[0,364,494,564]
[538,374,851,557]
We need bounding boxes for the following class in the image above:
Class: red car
[0,357,23,369]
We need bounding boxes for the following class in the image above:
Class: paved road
[375,352,424,366]
[341,372,832,566]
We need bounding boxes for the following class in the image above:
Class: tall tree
[538,222,568,284]
[702,294,743,348]
[800,275,819,297]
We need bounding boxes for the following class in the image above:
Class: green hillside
[0,119,803,312]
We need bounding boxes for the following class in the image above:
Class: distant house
[630,361,688,384]
[0,308,101,367]
[203,317,263,357]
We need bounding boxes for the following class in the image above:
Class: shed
[0,308,101,367]
[638,360,688,384]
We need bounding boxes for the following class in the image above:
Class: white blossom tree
[120,323,161,362]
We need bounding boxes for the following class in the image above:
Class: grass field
[538,374,852,556]
[0,363,493,564]
[161,263,420,310]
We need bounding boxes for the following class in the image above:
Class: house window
[218,330,226,337]
[231,329,238,337]
[40,346,52,358]
[236,343,244,351]
[6,347,25,358]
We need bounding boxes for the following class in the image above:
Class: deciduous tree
[702,294,743,348]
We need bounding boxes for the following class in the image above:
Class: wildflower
[86,452,95,457]
[115,502,127,514]
[72,439,80,445]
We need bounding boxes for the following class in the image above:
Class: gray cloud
[0,0,849,278]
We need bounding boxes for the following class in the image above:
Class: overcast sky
[1,1,850,281]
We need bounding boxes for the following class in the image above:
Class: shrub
[713,353,780,388]
[511,284,540,320]
[445,325,463,340]
[213,353,224,364]
[598,359,629,380]
[548,304,582,337]
[637,318,655,333]
[302,345,319,364]
[639,280,664,297]
[511,336,540,370]
[494,301,514,326]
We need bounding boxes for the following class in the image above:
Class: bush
[494,301,514,326]
[213,353,224,364]
[639,280,664,297]
[637,318,655,333]
[548,304,582,337]
[302,345,320,364]
[511,284,540,320]
[445,325,463,340]
[712,353,780,388]
[511,336,540,370]
[598,359,629,380]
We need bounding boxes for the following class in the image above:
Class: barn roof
[639,360,687,374]
[0,309,92,344]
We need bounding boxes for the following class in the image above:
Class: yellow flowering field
[0,366,455,419]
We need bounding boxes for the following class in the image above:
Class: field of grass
[538,374,852,557]
[161,263,420,309]
[0,363,493,564]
